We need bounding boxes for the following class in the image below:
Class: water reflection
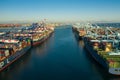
[79,40,84,48]
[31,34,54,57]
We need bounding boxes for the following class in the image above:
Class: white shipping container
[5,50,9,56]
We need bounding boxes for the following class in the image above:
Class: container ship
[74,23,120,75]
[14,23,54,46]
[0,22,54,72]
[72,23,89,40]
[0,37,31,72]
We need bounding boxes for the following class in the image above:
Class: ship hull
[83,38,108,67]
[84,42,108,68]
[32,31,53,46]
[0,45,31,72]
[74,32,82,40]
[109,68,120,75]
[72,27,82,40]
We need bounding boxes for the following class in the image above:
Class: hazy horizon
[1,0,120,23]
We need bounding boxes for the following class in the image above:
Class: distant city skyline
[0,0,120,23]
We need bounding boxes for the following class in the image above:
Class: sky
[0,0,120,23]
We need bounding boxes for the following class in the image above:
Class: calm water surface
[0,25,119,80]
